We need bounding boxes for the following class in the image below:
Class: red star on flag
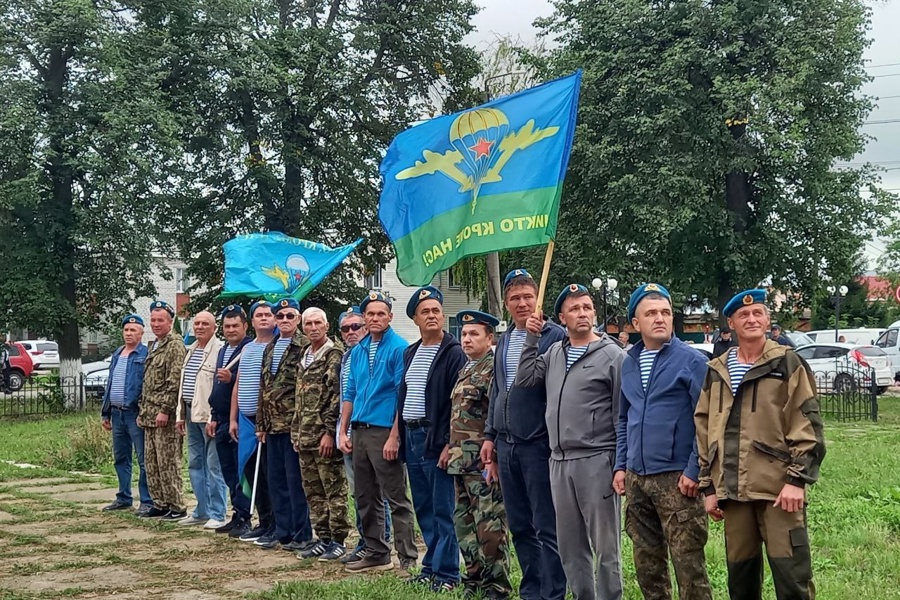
[468,137,494,159]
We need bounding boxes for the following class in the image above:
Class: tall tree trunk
[718,121,752,326]
[45,46,82,407]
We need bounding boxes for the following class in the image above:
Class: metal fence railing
[0,374,103,418]
[812,364,879,422]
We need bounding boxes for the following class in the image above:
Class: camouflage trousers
[453,473,512,595]
[722,500,815,600]
[144,424,185,513]
[298,447,350,543]
[624,471,711,600]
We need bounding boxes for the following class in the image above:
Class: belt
[404,418,431,430]
[110,404,127,411]
[350,421,388,430]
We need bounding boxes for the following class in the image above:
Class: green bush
[45,417,111,472]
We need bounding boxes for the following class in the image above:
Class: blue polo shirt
[344,327,408,428]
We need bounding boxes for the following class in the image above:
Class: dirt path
[0,476,365,599]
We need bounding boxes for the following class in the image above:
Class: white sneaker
[178,516,207,526]
[203,519,227,530]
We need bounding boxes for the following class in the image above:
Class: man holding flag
[207,305,253,537]
[229,301,276,542]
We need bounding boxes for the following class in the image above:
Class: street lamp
[591,277,618,331]
[826,285,849,343]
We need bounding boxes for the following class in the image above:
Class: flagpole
[249,440,262,519]
[534,240,555,314]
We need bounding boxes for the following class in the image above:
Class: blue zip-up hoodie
[344,327,408,428]
[614,336,707,481]
[485,321,566,443]
[209,336,253,424]
[100,343,149,418]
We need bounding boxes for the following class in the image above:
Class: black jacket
[485,320,567,443]
[397,331,466,461]
[713,338,736,358]
[209,336,253,423]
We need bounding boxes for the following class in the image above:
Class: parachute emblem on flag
[395,107,560,213]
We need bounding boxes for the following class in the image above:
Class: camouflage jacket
[291,337,344,448]
[139,331,186,426]
[258,331,306,434]
[447,350,494,476]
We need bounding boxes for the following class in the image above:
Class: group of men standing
[100,268,826,600]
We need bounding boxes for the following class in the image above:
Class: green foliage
[45,417,111,472]
[520,0,893,316]
[810,277,899,330]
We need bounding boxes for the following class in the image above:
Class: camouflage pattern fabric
[448,351,511,595]
[139,331,186,425]
[258,332,306,434]
[447,351,494,475]
[625,471,711,600]
[145,425,185,512]
[298,448,350,543]
[454,474,512,595]
[292,338,344,448]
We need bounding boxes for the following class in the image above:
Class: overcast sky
[468,0,900,270]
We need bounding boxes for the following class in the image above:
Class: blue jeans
[214,421,252,521]
[186,420,228,521]
[110,407,152,506]
[405,426,460,583]
[266,433,312,543]
[343,451,391,550]
[497,437,566,600]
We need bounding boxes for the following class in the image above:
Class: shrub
[45,417,111,472]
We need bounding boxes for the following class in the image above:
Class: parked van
[806,328,883,346]
[875,323,900,380]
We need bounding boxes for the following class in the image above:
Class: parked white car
[82,357,111,399]
[794,343,893,394]
[17,340,60,370]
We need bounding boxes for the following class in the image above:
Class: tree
[0,1,187,398]
[151,0,480,318]
[529,0,893,320]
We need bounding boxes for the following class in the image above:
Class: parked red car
[2,342,34,392]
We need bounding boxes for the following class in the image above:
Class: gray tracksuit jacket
[516,331,624,461]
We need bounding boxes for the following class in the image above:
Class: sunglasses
[275,313,298,321]
[341,323,364,333]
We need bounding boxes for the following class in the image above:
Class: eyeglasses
[341,323,364,333]
[275,313,298,321]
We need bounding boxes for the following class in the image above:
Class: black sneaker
[136,504,153,517]
[343,551,393,573]
[431,580,458,593]
[406,572,433,586]
[254,534,281,550]
[318,541,346,561]
[400,557,418,572]
[140,506,169,519]
[228,520,251,538]
[340,547,369,565]
[299,539,328,559]
[239,524,269,542]
[215,515,239,533]
[160,510,188,521]
[102,501,132,511]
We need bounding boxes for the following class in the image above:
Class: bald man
[175,311,229,528]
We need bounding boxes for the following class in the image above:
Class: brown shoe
[344,552,393,573]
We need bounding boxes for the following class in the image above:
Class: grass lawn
[1,398,899,599]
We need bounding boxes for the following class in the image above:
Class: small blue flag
[222,232,362,301]
[237,412,258,479]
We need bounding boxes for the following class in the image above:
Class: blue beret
[503,268,533,289]
[121,314,144,327]
[457,310,499,330]
[554,283,590,316]
[149,300,175,317]
[723,289,767,318]
[249,300,274,317]
[627,283,672,321]
[220,304,246,319]
[360,291,392,313]
[407,286,443,318]
[340,306,362,322]
[275,297,300,312]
